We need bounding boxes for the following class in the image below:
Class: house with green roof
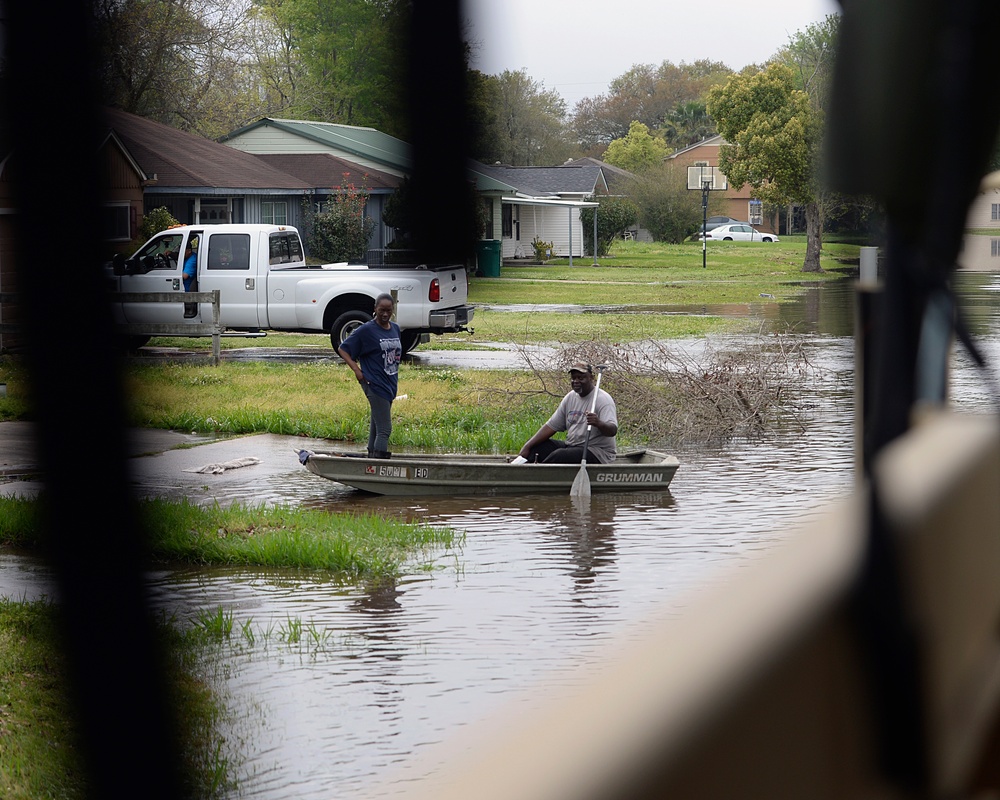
[221,118,603,262]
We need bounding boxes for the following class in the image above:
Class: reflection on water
[959,233,1000,271]
[3,267,1000,799]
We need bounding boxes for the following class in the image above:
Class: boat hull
[299,449,679,496]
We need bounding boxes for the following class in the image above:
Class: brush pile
[508,332,821,443]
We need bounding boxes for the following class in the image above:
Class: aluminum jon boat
[297,448,679,496]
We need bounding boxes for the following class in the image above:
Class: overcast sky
[464,0,841,108]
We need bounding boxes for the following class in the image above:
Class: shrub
[531,237,555,260]
[626,165,707,244]
[580,196,639,257]
[302,176,376,263]
[137,207,181,242]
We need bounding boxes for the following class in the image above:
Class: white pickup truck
[109,223,474,351]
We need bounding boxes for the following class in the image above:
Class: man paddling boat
[518,362,618,465]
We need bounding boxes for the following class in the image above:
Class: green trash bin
[476,239,501,277]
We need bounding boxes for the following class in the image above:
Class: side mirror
[139,255,155,274]
[112,253,126,276]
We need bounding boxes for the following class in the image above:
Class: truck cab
[112,224,304,328]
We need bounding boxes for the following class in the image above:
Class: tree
[251,0,412,139]
[581,196,639,257]
[773,15,840,115]
[707,64,824,272]
[625,164,708,243]
[470,70,574,165]
[92,0,261,136]
[602,121,669,173]
[572,60,732,152]
[663,101,715,149]
[771,15,867,239]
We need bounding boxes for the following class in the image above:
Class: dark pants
[363,383,393,454]
[526,439,600,464]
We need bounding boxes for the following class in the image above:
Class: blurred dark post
[827,0,1000,792]
[4,2,183,798]
[407,0,476,268]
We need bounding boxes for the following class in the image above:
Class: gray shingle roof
[104,108,312,192]
[472,163,606,197]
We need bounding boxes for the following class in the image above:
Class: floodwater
[3,259,1000,799]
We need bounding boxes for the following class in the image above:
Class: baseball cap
[567,362,593,375]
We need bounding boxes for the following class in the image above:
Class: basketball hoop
[687,166,728,269]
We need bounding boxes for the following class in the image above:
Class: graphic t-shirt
[546,387,618,463]
[339,319,402,402]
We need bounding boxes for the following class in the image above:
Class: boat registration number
[363,465,429,479]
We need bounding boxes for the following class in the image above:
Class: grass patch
[0,496,457,578]
[139,498,457,576]
[501,237,856,275]
[0,598,235,800]
[0,599,82,800]
[467,240,852,326]
[119,362,558,449]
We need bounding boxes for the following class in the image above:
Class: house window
[992,203,1000,221]
[992,238,1000,257]
[262,201,287,225]
[502,204,512,238]
[101,203,131,241]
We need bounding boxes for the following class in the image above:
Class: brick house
[666,135,779,235]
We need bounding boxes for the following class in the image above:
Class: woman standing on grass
[337,293,402,459]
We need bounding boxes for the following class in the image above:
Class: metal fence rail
[110,290,223,364]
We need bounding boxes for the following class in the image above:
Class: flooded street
[3,264,1000,799]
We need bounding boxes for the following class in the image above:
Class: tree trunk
[802,201,822,272]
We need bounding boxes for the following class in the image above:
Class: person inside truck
[337,293,403,459]
[182,236,199,318]
[182,237,198,291]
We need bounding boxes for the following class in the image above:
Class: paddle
[569,365,606,498]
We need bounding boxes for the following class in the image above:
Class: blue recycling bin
[476,239,501,277]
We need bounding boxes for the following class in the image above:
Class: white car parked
[697,223,779,242]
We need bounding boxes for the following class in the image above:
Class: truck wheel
[330,310,370,349]
[115,335,151,352]
[400,331,420,354]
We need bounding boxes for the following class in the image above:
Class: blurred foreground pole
[407,0,476,268]
[4,3,184,798]
[827,0,1000,790]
